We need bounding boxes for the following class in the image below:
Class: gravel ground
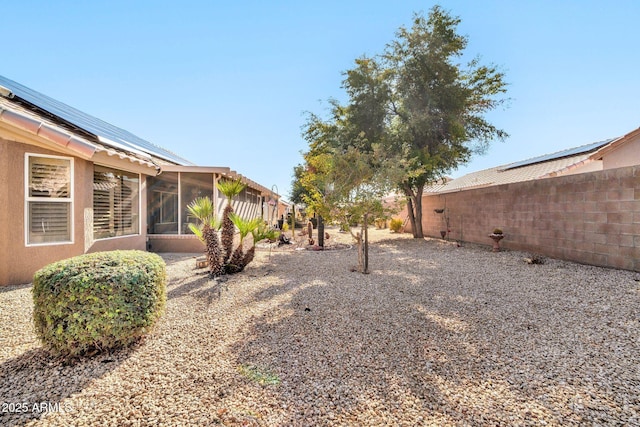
[1,228,639,426]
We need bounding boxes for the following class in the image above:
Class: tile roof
[0,96,158,170]
[431,138,617,194]
[0,75,193,166]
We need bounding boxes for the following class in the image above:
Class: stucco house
[588,126,640,169]
[0,75,279,286]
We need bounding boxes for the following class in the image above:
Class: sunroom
[145,166,272,253]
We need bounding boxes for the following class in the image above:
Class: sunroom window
[26,154,73,245]
[93,165,140,239]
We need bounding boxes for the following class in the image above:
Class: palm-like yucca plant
[245,222,280,265]
[217,178,247,264]
[187,197,224,276]
[227,214,263,273]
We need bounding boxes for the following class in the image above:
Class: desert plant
[374,218,387,229]
[227,214,262,273]
[188,197,224,276]
[32,251,166,358]
[217,178,247,264]
[237,364,281,386]
[245,223,280,265]
[389,218,403,233]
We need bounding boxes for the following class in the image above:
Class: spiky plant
[227,214,262,273]
[217,178,247,264]
[187,197,224,276]
[245,223,280,266]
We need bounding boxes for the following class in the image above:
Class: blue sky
[4,1,639,199]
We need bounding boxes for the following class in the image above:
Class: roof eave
[0,104,160,173]
[589,127,640,160]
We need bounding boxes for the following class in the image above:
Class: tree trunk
[203,225,224,277]
[291,204,295,241]
[318,215,324,247]
[404,184,425,238]
[406,196,418,238]
[221,204,234,264]
[413,188,424,238]
[363,213,369,274]
[356,232,363,272]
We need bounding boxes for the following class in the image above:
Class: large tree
[346,6,509,237]
[295,6,507,242]
[297,97,397,272]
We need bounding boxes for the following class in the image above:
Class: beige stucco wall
[148,235,203,253]
[0,138,147,286]
[0,139,8,284]
[1,139,89,285]
[602,134,640,170]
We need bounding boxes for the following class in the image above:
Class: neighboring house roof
[431,138,617,194]
[590,126,640,160]
[0,75,193,166]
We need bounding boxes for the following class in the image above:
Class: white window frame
[93,164,141,241]
[24,153,74,246]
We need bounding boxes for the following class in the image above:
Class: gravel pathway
[1,228,639,426]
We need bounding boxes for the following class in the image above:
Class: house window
[147,173,179,234]
[180,173,213,234]
[25,154,73,245]
[157,191,178,223]
[93,165,140,239]
[147,172,214,235]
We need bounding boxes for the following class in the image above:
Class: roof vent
[0,85,13,98]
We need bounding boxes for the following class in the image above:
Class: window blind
[93,166,139,239]
[26,155,72,245]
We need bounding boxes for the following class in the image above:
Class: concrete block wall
[409,165,640,271]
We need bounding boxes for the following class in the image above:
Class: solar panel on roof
[501,138,616,171]
[0,75,193,165]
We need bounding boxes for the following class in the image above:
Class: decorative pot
[489,233,504,252]
[440,230,447,239]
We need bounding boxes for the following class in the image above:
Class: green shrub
[32,250,167,357]
[389,218,403,233]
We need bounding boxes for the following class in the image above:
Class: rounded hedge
[32,250,167,357]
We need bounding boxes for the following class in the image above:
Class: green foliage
[217,179,247,263]
[229,213,263,244]
[226,214,264,274]
[290,164,308,205]
[251,222,280,243]
[32,251,166,358]
[188,197,224,276]
[216,178,246,200]
[390,218,404,233]
[237,364,281,386]
[188,195,267,275]
[492,228,503,235]
[187,197,221,242]
[294,6,508,239]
